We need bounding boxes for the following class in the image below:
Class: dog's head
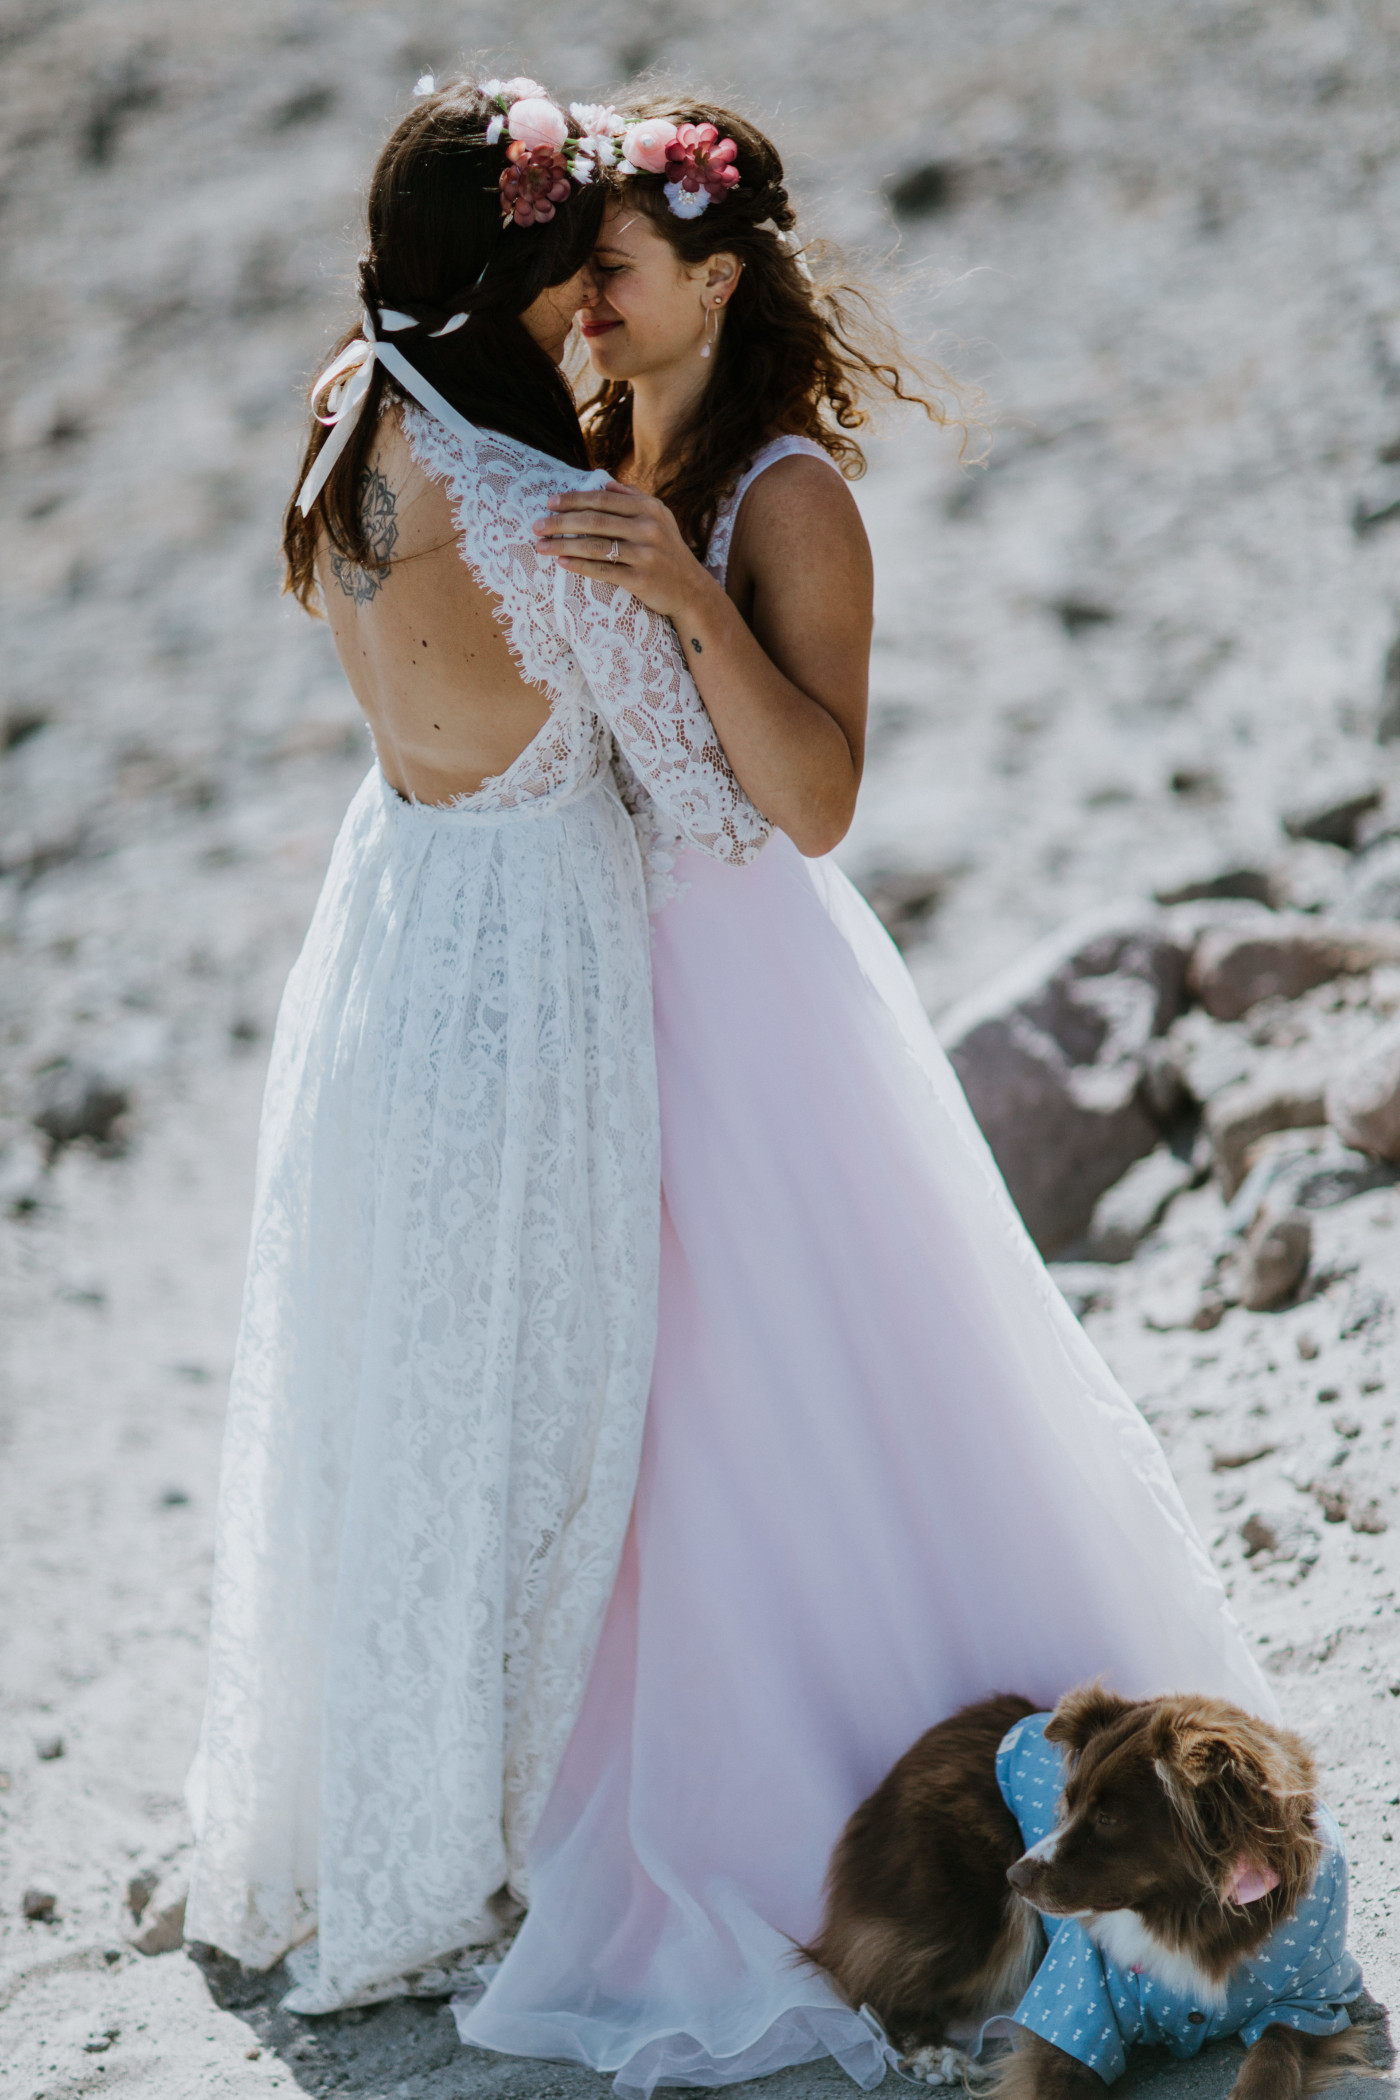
[1006,1684,1321,1948]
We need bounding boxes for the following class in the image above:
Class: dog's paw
[903,2044,969,2086]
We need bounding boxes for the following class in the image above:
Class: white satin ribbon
[295,309,476,516]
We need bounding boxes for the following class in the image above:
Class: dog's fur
[803,1686,1383,2099]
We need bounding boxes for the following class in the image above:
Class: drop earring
[700,299,719,359]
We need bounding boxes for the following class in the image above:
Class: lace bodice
[400,405,768,866]
[615,435,842,907]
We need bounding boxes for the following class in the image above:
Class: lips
[580,318,621,338]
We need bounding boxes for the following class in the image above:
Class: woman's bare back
[316,412,554,805]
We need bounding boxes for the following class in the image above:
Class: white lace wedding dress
[183,399,768,2015]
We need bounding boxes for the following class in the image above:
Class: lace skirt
[185,763,660,2013]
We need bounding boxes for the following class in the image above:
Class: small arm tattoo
[329,466,399,603]
[689,636,703,653]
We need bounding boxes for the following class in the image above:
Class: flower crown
[416,75,743,226]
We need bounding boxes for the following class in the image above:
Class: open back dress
[184,393,769,2015]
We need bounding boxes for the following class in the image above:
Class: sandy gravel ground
[2,2,1399,2094]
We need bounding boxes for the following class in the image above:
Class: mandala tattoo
[329,467,399,603]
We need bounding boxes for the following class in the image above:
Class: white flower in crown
[663,180,710,219]
[501,75,547,99]
[486,113,504,144]
[570,102,624,164]
[573,149,597,185]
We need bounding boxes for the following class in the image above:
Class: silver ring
[608,539,619,564]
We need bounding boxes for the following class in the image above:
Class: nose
[577,261,602,307]
[1006,1857,1036,1892]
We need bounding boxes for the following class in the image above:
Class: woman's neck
[623,362,710,490]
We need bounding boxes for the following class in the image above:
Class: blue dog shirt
[995,1713,1363,2083]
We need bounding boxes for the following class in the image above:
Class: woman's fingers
[544,485,652,518]
[533,506,645,542]
[539,533,635,564]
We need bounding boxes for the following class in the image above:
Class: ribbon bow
[295,304,471,516]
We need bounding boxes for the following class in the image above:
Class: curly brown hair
[585,98,977,555]
[283,79,606,612]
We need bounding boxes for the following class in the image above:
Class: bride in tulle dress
[184,82,773,2014]
[465,99,1278,2094]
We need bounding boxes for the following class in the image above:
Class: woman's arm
[533,457,872,857]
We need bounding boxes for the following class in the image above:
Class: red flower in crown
[499,141,572,226]
[663,122,740,202]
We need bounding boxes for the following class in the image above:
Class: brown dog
[804,1686,1381,2100]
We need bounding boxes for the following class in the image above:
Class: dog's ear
[1045,1681,1141,1760]
[1148,1703,1320,1901]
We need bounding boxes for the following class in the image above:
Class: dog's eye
[1093,1811,1118,1830]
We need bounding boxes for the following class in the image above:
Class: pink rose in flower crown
[506,95,569,151]
[623,118,680,175]
[664,122,741,201]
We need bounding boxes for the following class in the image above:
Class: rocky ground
[3,0,1400,2095]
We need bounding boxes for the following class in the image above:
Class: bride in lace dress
[183,82,769,2015]
[469,101,1280,2093]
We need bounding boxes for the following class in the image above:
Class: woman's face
[578,199,736,382]
[521,265,592,364]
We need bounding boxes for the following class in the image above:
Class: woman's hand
[531,482,719,626]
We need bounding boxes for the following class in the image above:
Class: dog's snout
[1006,1856,1036,1892]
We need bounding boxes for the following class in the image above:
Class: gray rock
[1206,1069,1328,1197]
[1326,1016,1400,1162]
[1224,1131,1398,1229]
[127,1879,186,1956]
[34,1732,63,1760]
[1080,1147,1193,1261]
[1237,1208,1311,1311]
[126,1865,160,1921]
[1188,916,1400,1020]
[859,866,956,949]
[1351,1498,1389,1535]
[22,1887,57,1921]
[1240,1507,1319,1564]
[27,1060,130,1152]
[941,908,1190,1254]
[1282,786,1383,849]
[1154,866,1275,908]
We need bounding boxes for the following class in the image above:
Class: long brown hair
[585,98,976,554]
[283,79,606,611]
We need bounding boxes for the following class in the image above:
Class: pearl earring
[700,299,720,360]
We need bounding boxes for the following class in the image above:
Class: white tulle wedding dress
[184,395,769,2015]
[455,439,1277,2093]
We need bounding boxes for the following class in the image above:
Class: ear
[1045,1682,1142,1759]
[701,250,742,302]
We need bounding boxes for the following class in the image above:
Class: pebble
[22,1887,57,1921]
[1238,1209,1311,1311]
[34,1732,64,1761]
[1282,786,1384,851]
[127,1881,186,1956]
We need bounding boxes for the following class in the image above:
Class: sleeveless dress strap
[706,435,840,587]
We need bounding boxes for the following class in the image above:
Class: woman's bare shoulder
[733,451,871,578]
